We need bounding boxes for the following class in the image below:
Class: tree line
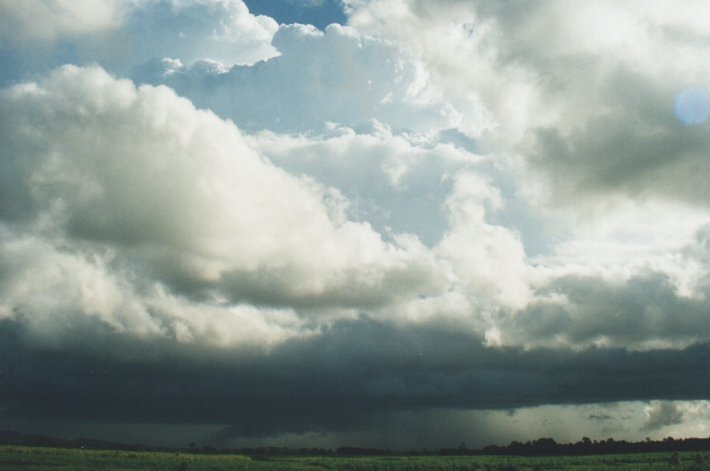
[238,436,710,457]
[3,430,710,457]
[442,436,710,457]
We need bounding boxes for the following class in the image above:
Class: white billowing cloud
[144,287,308,348]
[121,0,278,68]
[0,229,162,341]
[0,227,306,350]
[0,62,543,352]
[251,125,532,327]
[531,199,710,293]
[0,0,126,43]
[343,0,517,141]
[475,196,710,351]
[7,61,707,354]
[340,0,710,352]
[0,0,278,88]
[346,0,710,208]
[247,122,476,246]
[0,65,454,343]
[3,0,710,358]
[488,212,710,351]
[133,22,475,134]
[436,172,530,311]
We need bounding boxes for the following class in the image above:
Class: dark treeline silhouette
[213,436,710,457]
[439,436,710,457]
[2,430,710,457]
[0,431,157,452]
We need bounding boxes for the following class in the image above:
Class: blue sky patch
[243,0,347,29]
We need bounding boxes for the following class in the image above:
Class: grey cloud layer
[500,271,710,350]
[2,315,708,440]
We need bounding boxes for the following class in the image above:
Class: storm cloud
[1,0,710,449]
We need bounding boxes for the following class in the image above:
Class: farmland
[1,445,709,470]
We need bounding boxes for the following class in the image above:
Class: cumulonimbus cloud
[0,64,455,348]
[4,0,710,448]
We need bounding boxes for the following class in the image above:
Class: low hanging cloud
[643,402,686,432]
[2,312,709,445]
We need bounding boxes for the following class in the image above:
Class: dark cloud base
[2,316,708,439]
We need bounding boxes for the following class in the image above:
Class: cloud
[526,71,710,207]
[0,0,126,43]
[496,271,710,351]
[5,400,710,449]
[2,16,708,365]
[345,0,710,209]
[2,312,709,444]
[0,0,278,87]
[249,128,532,317]
[486,206,710,351]
[3,0,710,449]
[126,15,537,317]
[3,59,705,437]
[132,22,469,134]
[120,0,278,68]
[643,402,686,431]
[247,124,473,246]
[337,0,710,353]
[0,65,454,349]
[436,171,530,310]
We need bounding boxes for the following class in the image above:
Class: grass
[1,445,709,470]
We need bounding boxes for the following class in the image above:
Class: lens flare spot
[674,87,710,126]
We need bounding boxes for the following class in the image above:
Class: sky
[0,0,710,450]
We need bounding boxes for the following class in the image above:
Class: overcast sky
[1,0,710,450]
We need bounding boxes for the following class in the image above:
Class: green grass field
[1,445,709,470]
